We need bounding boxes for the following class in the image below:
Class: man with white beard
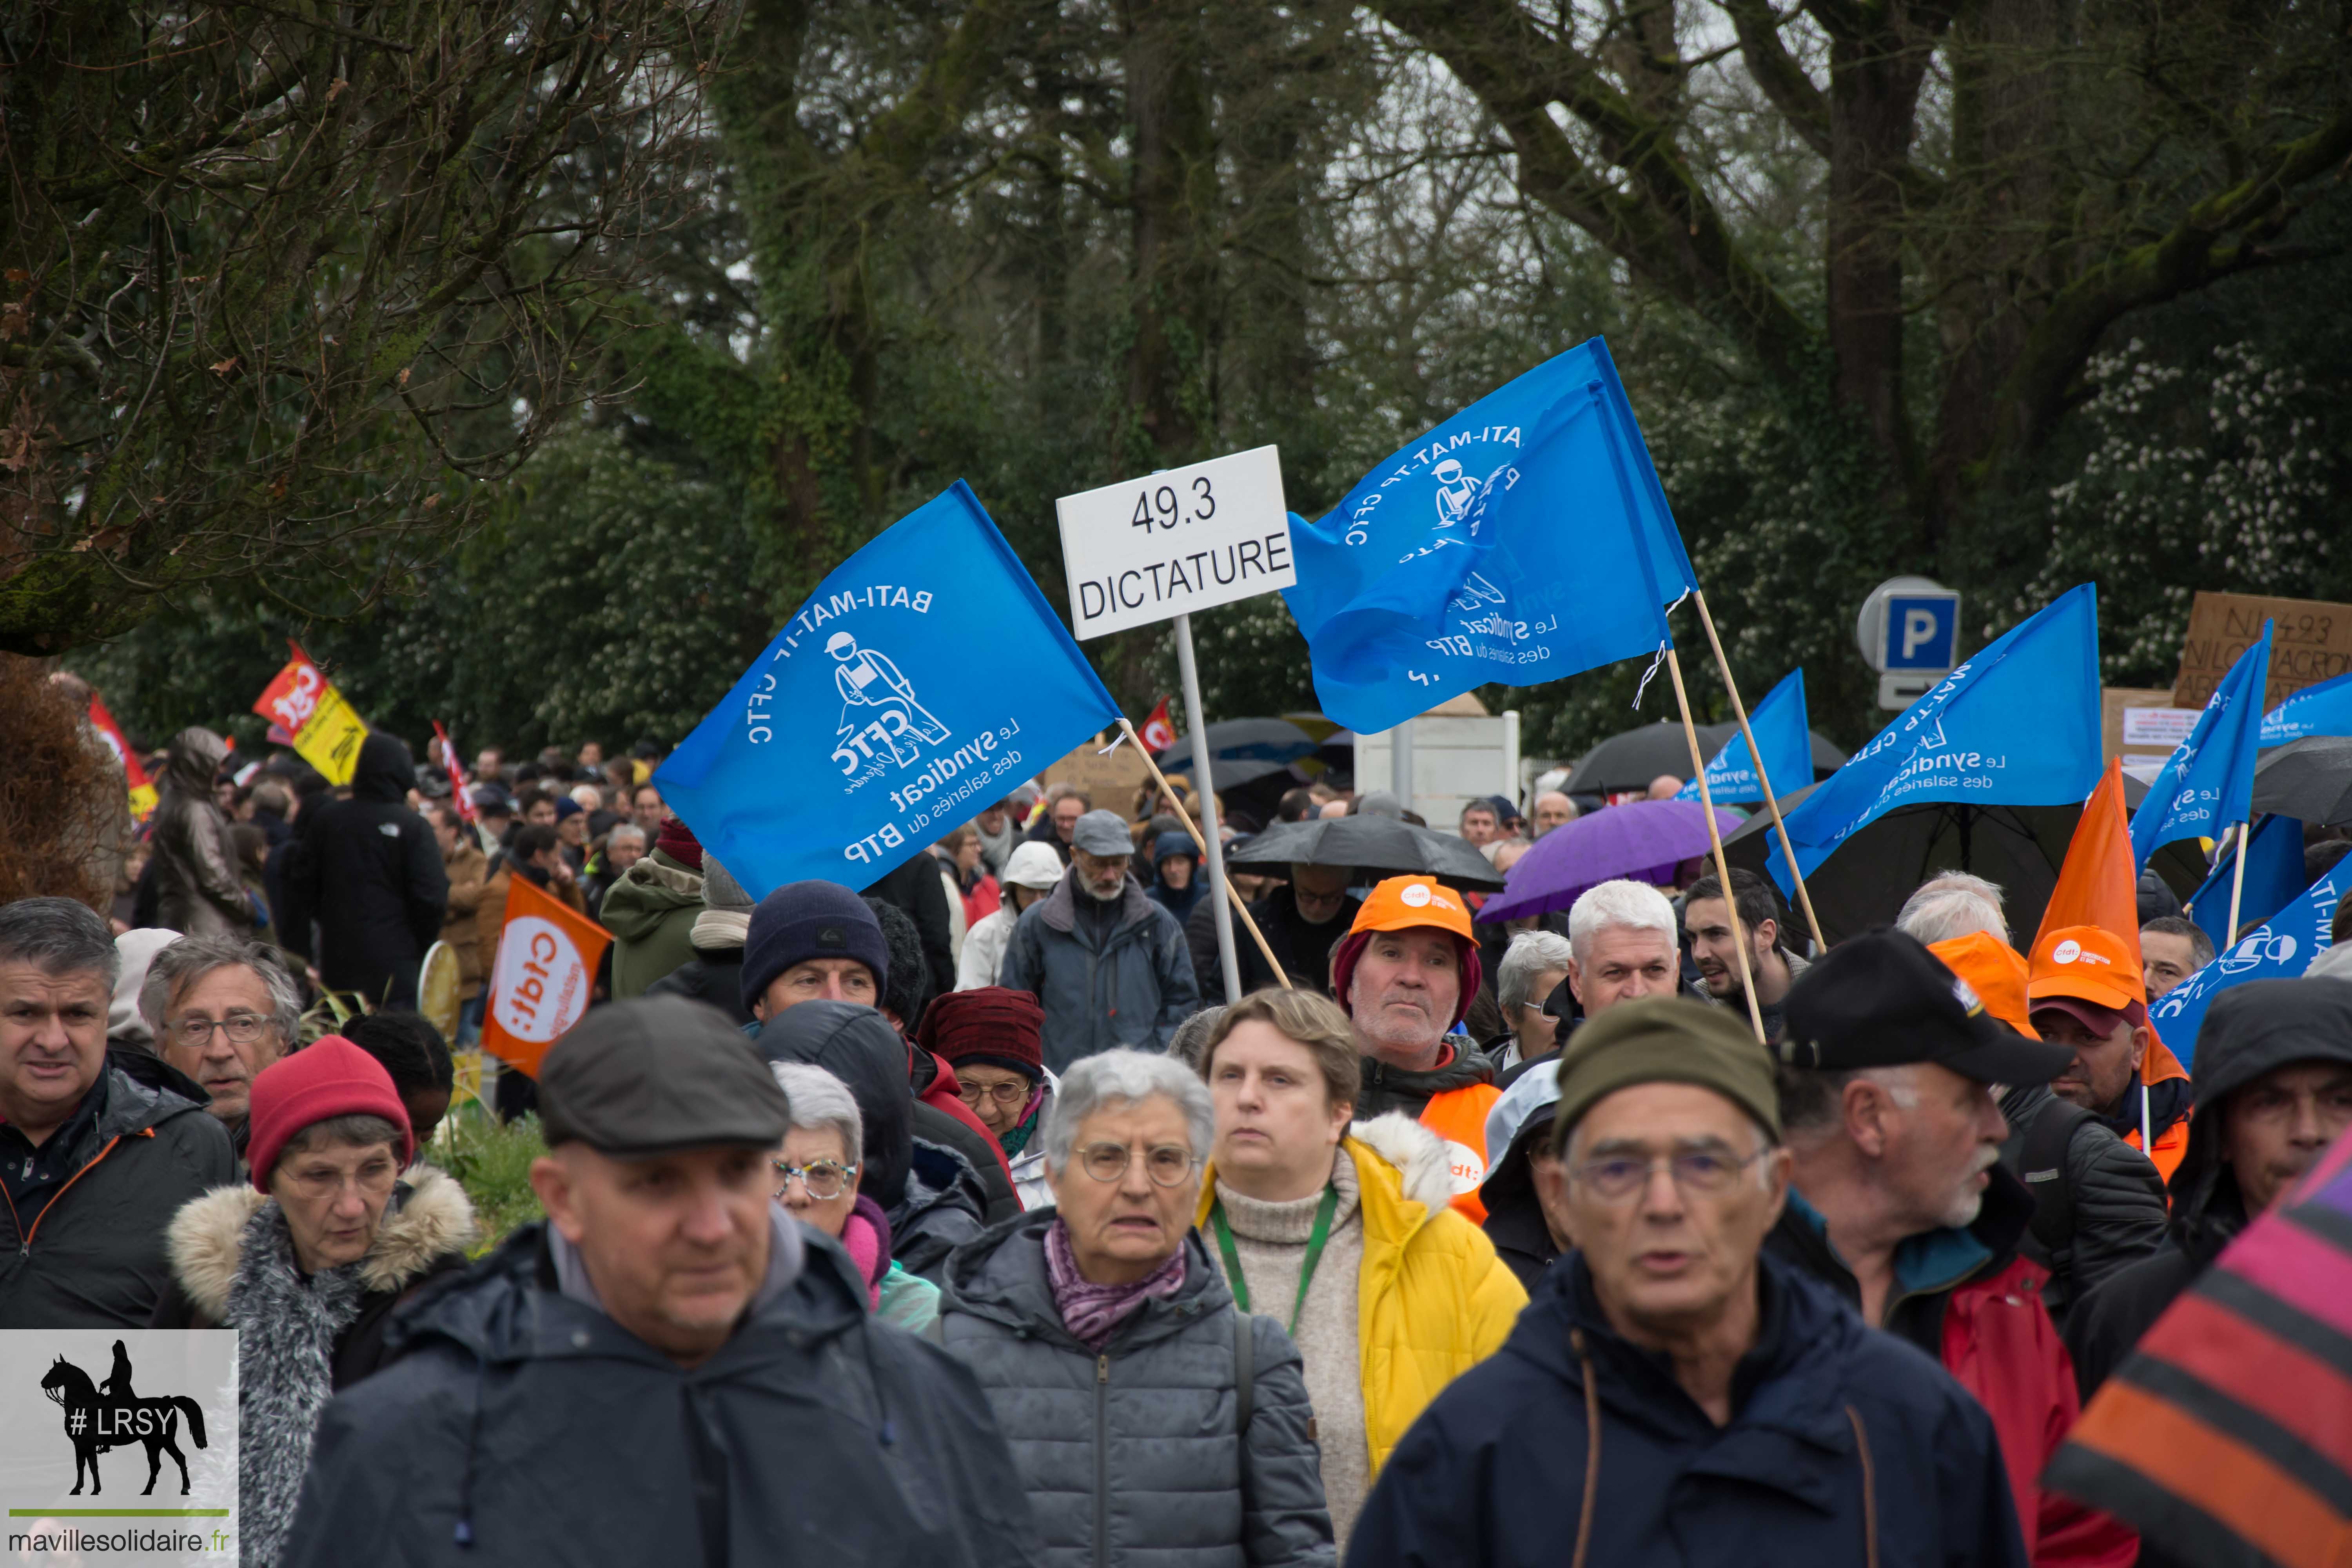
[1765,929,2139,1568]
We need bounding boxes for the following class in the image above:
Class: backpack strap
[1232,1305,1255,1435]
[2019,1094,2094,1262]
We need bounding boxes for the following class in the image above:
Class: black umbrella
[2251,736,2352,826]
[1154,718,1319,774]
[1225,814,1507,891]
[1721,784,2209,944]
[1561,720,1847,796]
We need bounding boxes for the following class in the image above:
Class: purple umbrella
[1480,799,1742,922]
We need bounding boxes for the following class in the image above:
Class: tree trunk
[1121,0,1219,466]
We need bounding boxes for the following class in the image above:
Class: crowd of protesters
[10,693,2352,1566]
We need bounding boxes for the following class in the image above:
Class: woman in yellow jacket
[1192,989,1526,1552]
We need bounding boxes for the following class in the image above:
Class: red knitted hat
[247,1034,415,1192]
[916,987,1045,1078]
[655,814,703,869]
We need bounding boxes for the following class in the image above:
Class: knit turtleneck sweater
[1211,1145,1369,1550]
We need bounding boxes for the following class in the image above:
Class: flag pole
[1118,715,1292,992]
[2226,820,2250,945]
[1692,590,1827,953]
[1171,613,1245,1003]
[1665,644,1767,1044]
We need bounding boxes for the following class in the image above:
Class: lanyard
[1210,1183,1339,1336]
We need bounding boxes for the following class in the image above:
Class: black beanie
[740,881,892,1014]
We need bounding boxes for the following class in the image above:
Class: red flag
[1139,697,1177,752]
[85,692,158,822]
[252,640,327,734]
[2033,757,2143,968]
[481,876,611,1078]
[433,720,477,823]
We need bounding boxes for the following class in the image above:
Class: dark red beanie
[1330,930,1482,1032]
[655,815,703,869]
[247,1034,415,1192]
[916,987,1045,1079]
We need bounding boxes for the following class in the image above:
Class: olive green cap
[1547,995,1780,1157]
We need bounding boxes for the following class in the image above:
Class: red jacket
[1941,1256,2138,1568]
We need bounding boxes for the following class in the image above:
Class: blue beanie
[740,881,891,1014]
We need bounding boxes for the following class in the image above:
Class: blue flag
[1678,668,1813,805]
[2189,815,2307,951]
[1766,585,2102,891]
[2130,622,2272,870]
[655,483,1121,900]
[2152,854,2347,1070]
[1283,337,1699,735]
[2260,668,2352,746]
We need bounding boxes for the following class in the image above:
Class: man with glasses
[1000,810,1199,1071]
[0,898,234,1327]
[1350,995,2027,1568]
[1199,862,1361,1001]
[281,996,1036,1566]
[1767,929,2136,1568]
[141,935,302,1169]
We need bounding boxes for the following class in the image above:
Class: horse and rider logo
[37,1339,208,1495]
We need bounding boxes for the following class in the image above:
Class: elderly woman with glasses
[940,1048,1336,1567]
[918,987,1058,1210]
[152,1036,477,1568]
[768,1060,942,1334]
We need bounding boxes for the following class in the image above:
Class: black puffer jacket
[280,733,448,1007]
[1997,1081,2167,1325]
[940,1210,1335,1568]
[2067,976,2352,1399]
[646,945,751,1025]
[0,1051,237,1328]
[278,1220,1040,1568]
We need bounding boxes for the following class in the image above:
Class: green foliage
[441,1112,549,1255]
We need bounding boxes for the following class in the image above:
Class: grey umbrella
[2250,736,2352,827]
[1561,720,1846,796]
[1721,782,2209,944]
[1224,814,1507,891]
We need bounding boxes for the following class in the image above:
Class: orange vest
[2130,1036,2194,1187]
[1415,1083,1502,1223]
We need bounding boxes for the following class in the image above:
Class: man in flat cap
[1350,995,2025,1568]
[1767,929,2136,1568]
[278,996,1038,1567]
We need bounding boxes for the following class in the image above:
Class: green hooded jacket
[598,849,703,997]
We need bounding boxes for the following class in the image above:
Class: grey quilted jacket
[939,1210,1336,1568]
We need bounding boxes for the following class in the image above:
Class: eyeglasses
[1568,1147,1766,1203]
[1075,1142,1198,1187]
[279,1161,399,1202]
[958,1080,1030,1109]
[772,1158,859,1201]
[167,1013,272,1047]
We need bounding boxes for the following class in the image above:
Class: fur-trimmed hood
[167,1165,478,1322]
[1346,1111,1459,1220]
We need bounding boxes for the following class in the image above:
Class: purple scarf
[1044,1218,1186,1350]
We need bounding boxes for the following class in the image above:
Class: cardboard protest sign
[2172,590,2352,711]
[481,875,610,1078]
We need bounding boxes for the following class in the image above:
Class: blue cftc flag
[655,483,1121,900]
[1678,668,1813,805]
[2153,854,2347,1069]
[1283,337,1699,735]
[2188,814,2307,951]
[1767,585,2102,891]
[2260,668,2352,746]
[2130,622,2271,870]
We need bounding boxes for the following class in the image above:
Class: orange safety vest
[1415,1083,1502,1223]
[2131,1036,2194,1188]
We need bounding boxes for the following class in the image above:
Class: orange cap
[1347,875,1475,943]
[2027,924,2145,1013]
[1929,932,2039,1040]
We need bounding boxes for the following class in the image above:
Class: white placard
[1055,445,1293,640]
[2123,706,2198,748]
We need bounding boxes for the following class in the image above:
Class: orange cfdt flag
[481,875,611,1078]
[2034,757,2143,970]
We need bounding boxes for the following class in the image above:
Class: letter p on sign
[1882,593,1956,670]
[1902,609,1938,660]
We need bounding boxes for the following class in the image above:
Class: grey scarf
[226,1202,364,1568]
